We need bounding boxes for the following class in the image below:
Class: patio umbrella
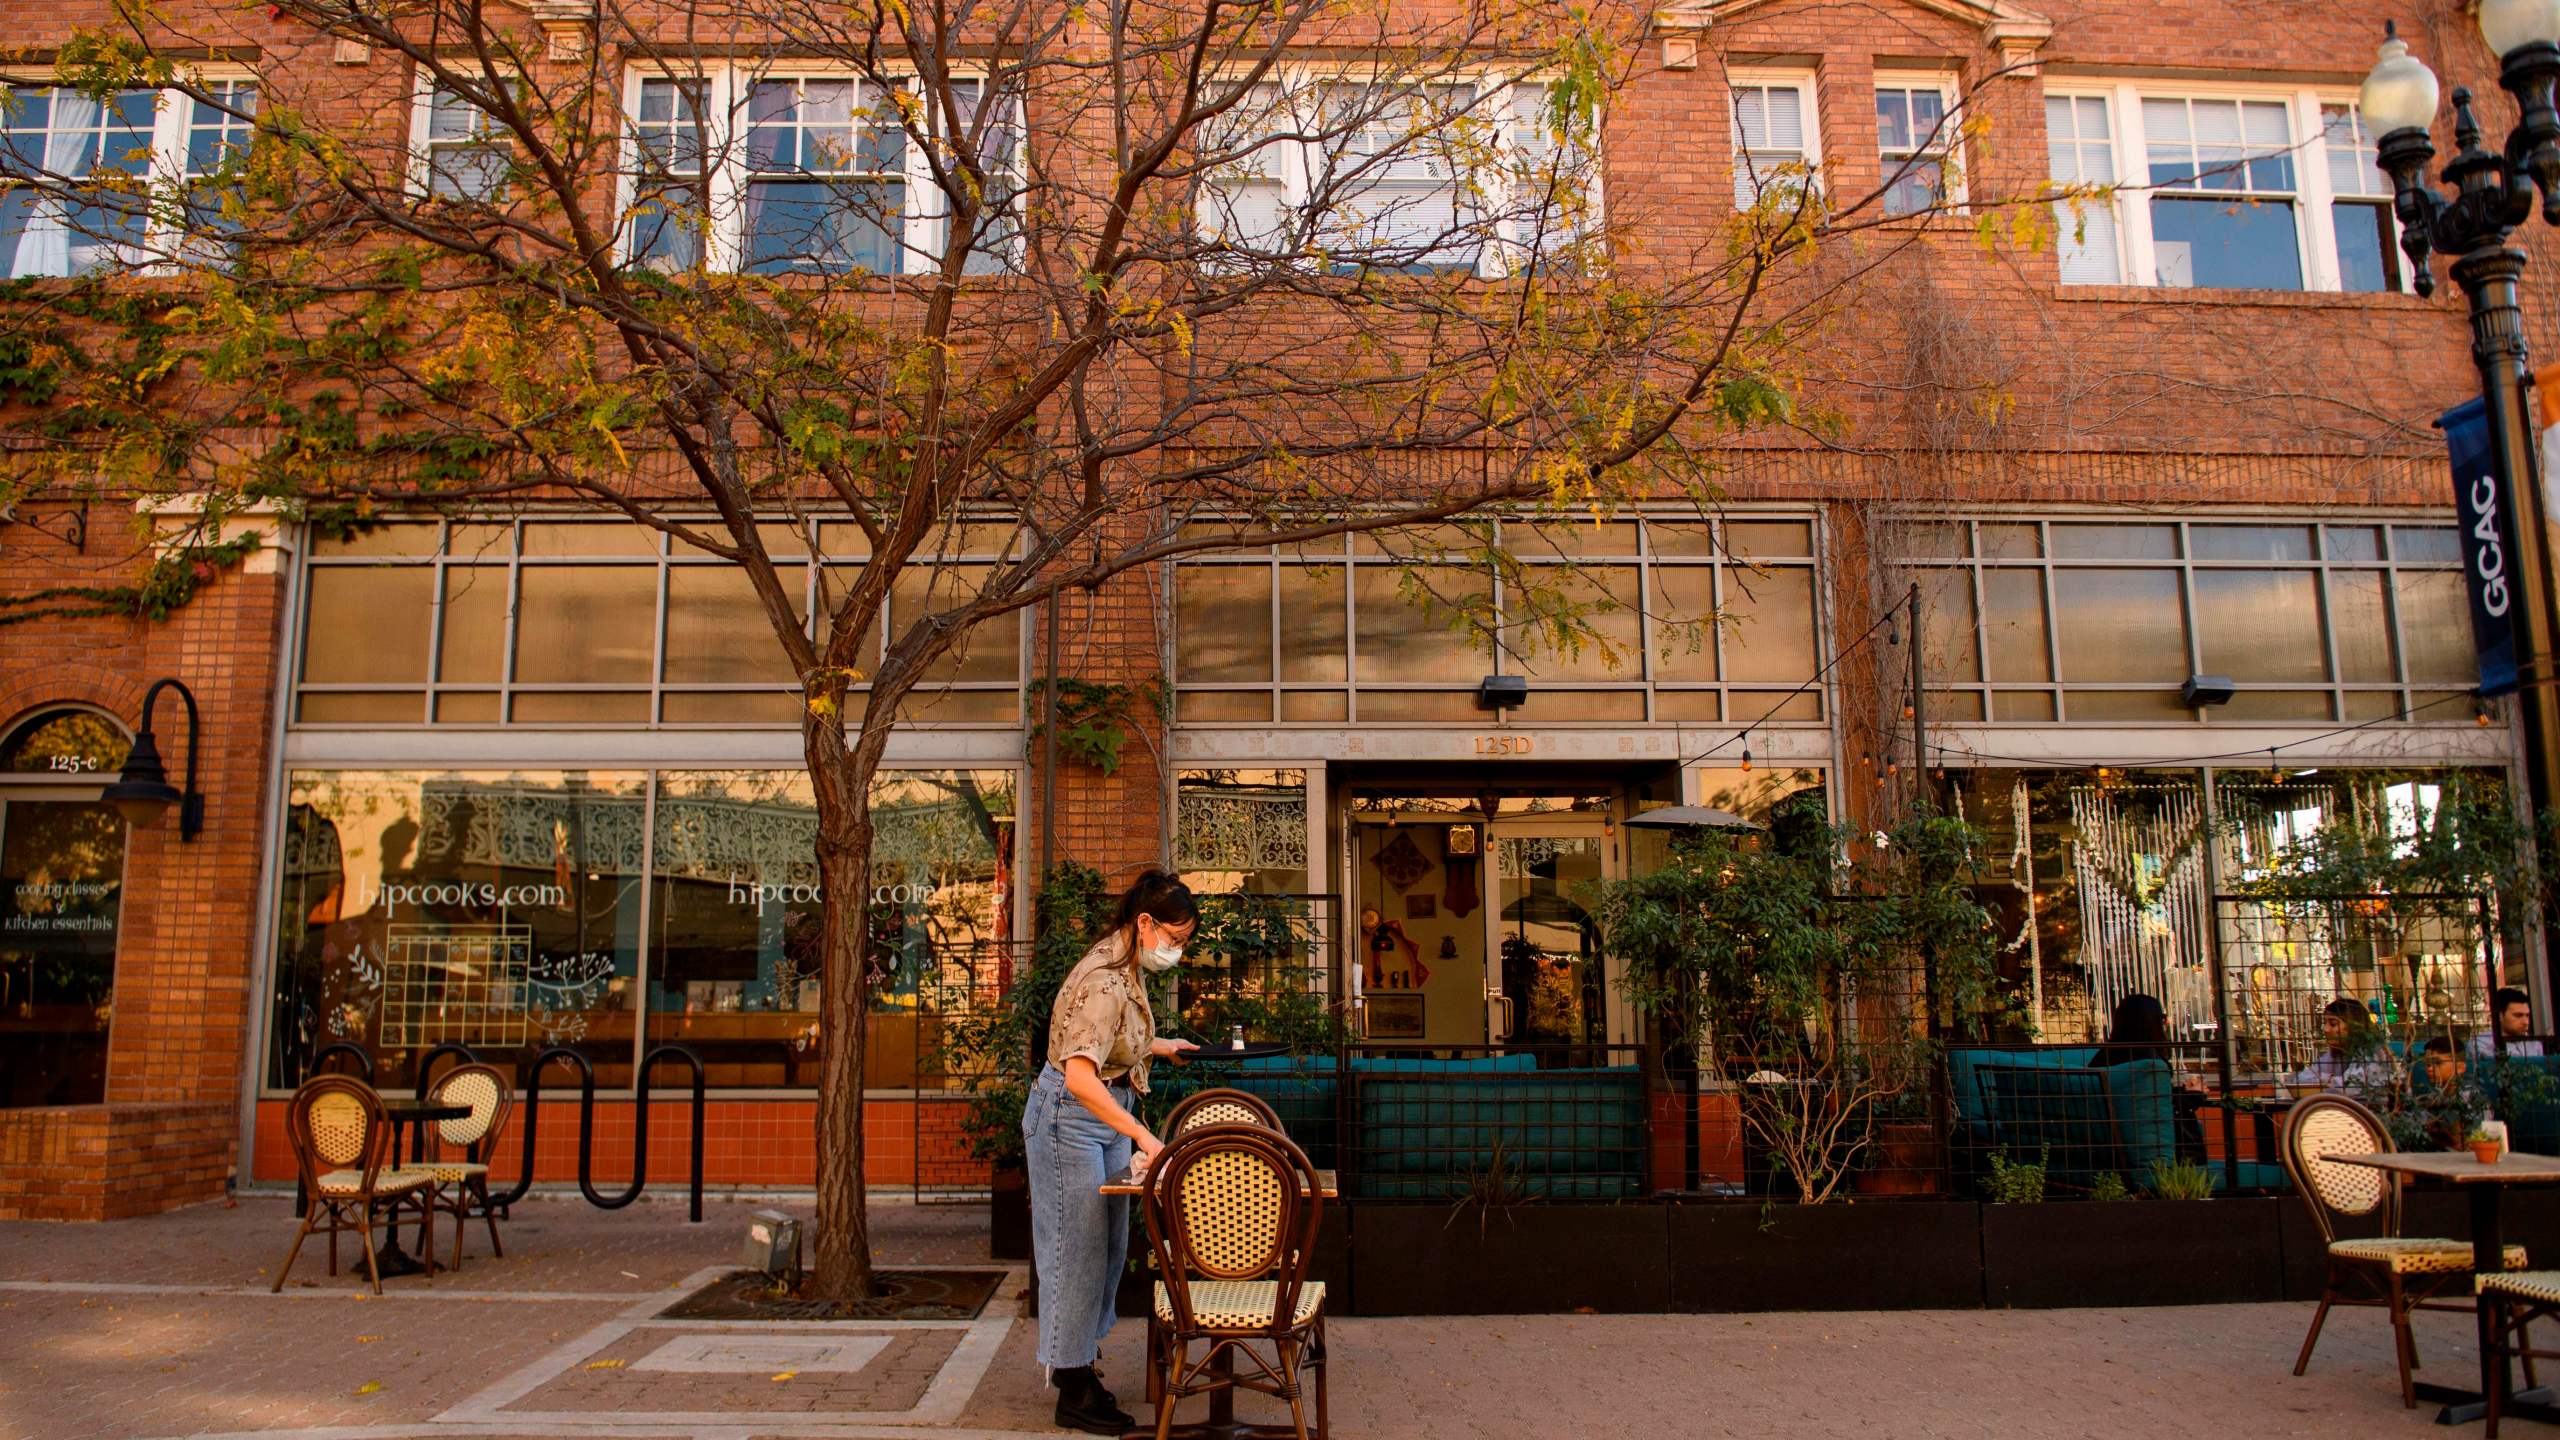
[1623,804,1764,831]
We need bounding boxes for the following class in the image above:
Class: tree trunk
[805,673,888,1303]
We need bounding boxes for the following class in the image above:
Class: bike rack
[489,1044,705,1223]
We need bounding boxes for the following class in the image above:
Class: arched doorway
[0,706,133,1107]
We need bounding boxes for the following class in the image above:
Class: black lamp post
[2364,16,2560,899]
[101,678,204,841]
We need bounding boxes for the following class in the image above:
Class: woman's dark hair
[2094,992,2169,1067]
[1107,868,1198,972]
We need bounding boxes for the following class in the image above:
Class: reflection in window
[1,795,126,1107]
[643,768,1014,1090]
[1902,517,2471,723]
[266,767,1015,1093]
[1175,770,1310,895]
[266,771,648,1091]
[1173,514,1825,725]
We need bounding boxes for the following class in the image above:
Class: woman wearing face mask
[1023,868,1200,1434]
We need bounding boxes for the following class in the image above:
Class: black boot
[1052,1364,1135,1435]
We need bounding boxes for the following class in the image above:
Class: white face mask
[1139,935,1186,973]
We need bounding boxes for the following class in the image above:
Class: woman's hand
[1151,1037,1199,1064]
[1131,1132,1166,1179]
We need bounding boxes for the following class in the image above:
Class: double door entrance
[1340,784,1630,1053]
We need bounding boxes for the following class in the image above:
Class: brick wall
[0,516,286,1220]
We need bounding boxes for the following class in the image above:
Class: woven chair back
[2283,1091,2398,1243]
[287,1074,388,1190]
[1166,1087,1283,1138]
[430,1063,513,1152]
[1144,1122,1322,1333]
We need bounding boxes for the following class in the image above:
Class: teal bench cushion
[2100,1059,2178,1174]
[1949,1047,2097,1130]
[1351,1068,1646,1200]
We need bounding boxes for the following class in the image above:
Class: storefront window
[0,709,132,1107]
[643,768,1014,1089]
[1954,765,2505,1064]
[266,766,1016,1094]
[1175,770,1310,895]
[267,771,648,1090]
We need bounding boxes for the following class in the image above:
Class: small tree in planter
[1598,810,2001,1203]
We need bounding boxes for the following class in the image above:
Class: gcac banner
[2442,393,2521,697]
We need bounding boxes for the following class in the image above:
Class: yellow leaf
[771,1371,798,1382]
[583,1359,626,1370]
[355,1335,381,1344]
[354,1381,383,1396]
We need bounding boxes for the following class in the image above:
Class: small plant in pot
[2470,1127,2505,1165]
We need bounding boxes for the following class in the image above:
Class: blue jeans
[1023,1062,1133,1370]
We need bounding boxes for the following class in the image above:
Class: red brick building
[0,0,2540,1216]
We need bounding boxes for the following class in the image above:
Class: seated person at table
[2469,987,2546,1059]
[2094,992,2206,1093]
[2295,998,2390,1091]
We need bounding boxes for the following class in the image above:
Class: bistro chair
[2283,1092,2529,1407]
[421,1062,513,1269]
[1142,1122,1329,1440]
[2477,1271,2560,1436]
[1165,1087,1285,1138]
[271,1075,441,1296]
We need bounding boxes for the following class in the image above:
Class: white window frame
[1874,72,1965,215]
[1728,67,1822,213]
[2044,80,2410,295]
[406,69,517,204]
[0,72,253,277]
[1190,68,1602,280]
[612,62,1021,277]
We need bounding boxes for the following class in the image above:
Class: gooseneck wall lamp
[102,678,204,840]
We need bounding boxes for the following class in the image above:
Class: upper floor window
[616,66,1019,277]
[0,82,256,278]
[1196,74,1598,277]
[2044,84,2405,294]
[1731,71,1818,210]
[412,81,512,203]
[2322,102,2404,293]
[1875,78,1961,216]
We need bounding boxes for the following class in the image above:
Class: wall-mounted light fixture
[101,678,204,840]
[2180,674,2238,708]
[1476,674,1528,710]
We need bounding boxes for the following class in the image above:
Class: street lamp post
[2365,18,2560,977]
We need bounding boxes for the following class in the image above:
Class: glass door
[1485,819,1613,1058]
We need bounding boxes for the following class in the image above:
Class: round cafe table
[361,1096,469,1281]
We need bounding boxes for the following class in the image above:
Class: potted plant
[2470,1127,2505,1165]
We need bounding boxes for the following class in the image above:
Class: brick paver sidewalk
[0,1193,2476,1439]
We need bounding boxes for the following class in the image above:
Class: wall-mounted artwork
[1368,993,1425,1038]
[1405,893,1436,919]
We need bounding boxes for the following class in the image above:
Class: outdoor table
[2332,1149,2560,1426]
[1100,1166,1338,1440]
[364,1096,469,1281]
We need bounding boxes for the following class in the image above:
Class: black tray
[1182,1041,1296,1063]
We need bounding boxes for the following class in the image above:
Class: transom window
[1896,517,2474,724]
[1195,74,1598,276]
[294,518,1024,728]
[1172,514,1825,727]
[0,81,257,278]
[1875,78,1961,216]
[615,67,1019,276]
[2044,84,2404,293]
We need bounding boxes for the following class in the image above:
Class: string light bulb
[1740,731,1753,773]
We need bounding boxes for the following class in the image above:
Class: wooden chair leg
[1281,1341,1311,1440]
[1312,1318,1329,1440]
[2387,1272,2418,1409]
[479,1180,503,1258]
[356,1211,385,1298]
[327,1210,340,1278]
[1153,1338,1182,1440]
[2293,1286,2337,1376]
[272,1213,317,1293]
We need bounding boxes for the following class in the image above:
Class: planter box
[1983,1198,2283,1307]
[1349,1203,1669,1315]
[1671,1200,1981,1312]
